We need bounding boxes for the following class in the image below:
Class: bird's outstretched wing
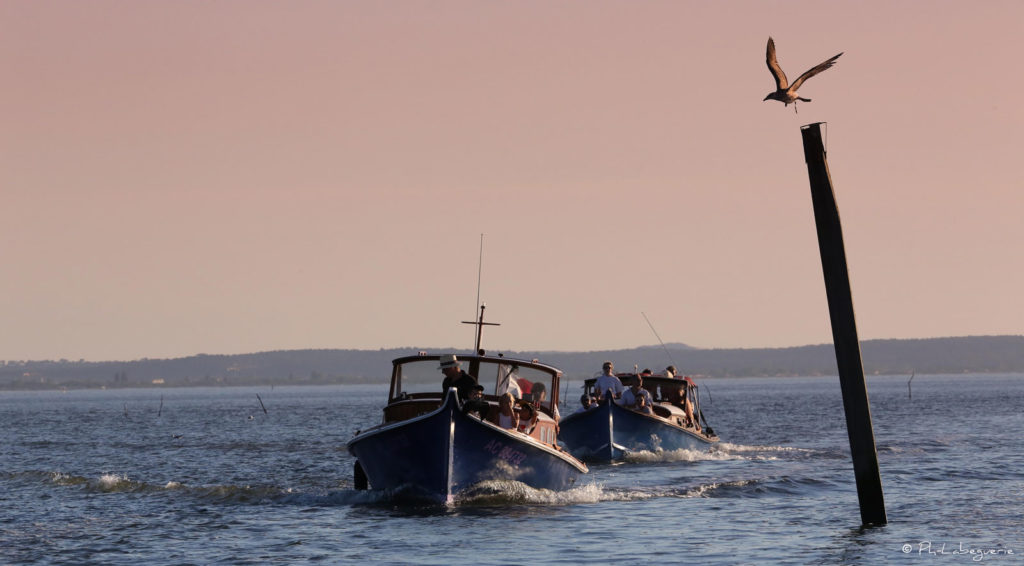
[766,37,788,90]
[789,52,843,92]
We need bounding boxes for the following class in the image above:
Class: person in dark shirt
[439,354,478,401]
[463,384,490,420]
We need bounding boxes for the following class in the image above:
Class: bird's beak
[762,94,772,101]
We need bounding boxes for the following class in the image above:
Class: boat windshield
[391,356,559,413]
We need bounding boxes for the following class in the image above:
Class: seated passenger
[527,381,560,421]
[498,392,519,430]
[463,384,490,420]
[621,374,654,414]
[684,393,701,432]
[576,393,595,413]
[669,383,699,430]
[635,394,652,415]
[507,398,537,434]
[527,381,545,403]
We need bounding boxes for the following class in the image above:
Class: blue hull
[347,391,587,503]
[559,400,717,463]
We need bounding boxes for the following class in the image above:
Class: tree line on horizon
[1,335,1022,391]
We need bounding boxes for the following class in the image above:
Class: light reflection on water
[2,376,1023,564]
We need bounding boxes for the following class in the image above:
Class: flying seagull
[763,37,842,113]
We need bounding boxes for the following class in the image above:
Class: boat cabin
[582,373,707,432]
[382,353,564,446]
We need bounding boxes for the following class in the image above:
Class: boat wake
[455,480,600,505]
[713,442,827,460]
[623,447,742,463]
[12,449,834,509]
[40,471,154,493]
[619,442,815,464]
[13,469,604,508]
[18,470,310,503]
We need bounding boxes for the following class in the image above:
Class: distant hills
[1,335,1022,390]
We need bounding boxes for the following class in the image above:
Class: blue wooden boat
[347,351,588,503]
[559,373,718,462]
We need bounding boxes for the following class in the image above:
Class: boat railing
[383,396,443,423]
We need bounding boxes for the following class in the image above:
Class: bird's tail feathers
[797,97,811,102]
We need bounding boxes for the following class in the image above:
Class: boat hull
[559,399,717,463]
[347,390,586,503]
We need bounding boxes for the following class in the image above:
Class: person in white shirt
[594,361,625,401]
[621,374,654,414]
[497,392,519,430]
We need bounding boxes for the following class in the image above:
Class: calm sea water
[2,374,1022,565]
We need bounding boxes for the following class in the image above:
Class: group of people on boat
[580,361,701,431]
[439,353,701,437]
[438,354,544,434]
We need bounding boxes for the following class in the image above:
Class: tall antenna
[474,233,484,345]
[462,234,498,352]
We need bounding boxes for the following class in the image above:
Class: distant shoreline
[2,335,1022,392]
[4,371,1021,394]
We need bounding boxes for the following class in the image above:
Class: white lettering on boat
[483,438,527,466]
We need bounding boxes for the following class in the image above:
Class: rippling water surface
[2,374,1022,564]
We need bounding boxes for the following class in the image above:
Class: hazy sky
[3,1,1022,361]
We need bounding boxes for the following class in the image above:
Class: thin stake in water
[257,394,268,415]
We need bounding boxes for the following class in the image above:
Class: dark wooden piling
[800,122,887,526]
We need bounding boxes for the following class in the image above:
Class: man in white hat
[439,354,478,401]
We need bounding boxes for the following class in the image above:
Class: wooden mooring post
[800,122,887,526]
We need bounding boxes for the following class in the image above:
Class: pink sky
[3,1,1022,361]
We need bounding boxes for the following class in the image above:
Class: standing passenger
[439,354,477,401]
[594,361,625,401]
